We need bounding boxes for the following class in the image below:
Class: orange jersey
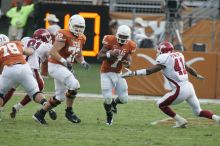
[48,29,86,65]
[100,35,137,73]
[0,41,26,67]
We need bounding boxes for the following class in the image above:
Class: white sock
[0,107,3,112]
[174,114,183,121]
[14,103,23,111]
[212,115,220,122]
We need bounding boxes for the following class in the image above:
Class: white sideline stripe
[14,92,220,104]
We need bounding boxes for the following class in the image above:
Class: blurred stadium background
[1,1,220,146]
[0,0,219,99]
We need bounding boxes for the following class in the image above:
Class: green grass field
[1,63,220,146]
[38,63,101,94]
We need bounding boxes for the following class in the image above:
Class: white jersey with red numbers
[21,37,52,69]
[156,52,188,88]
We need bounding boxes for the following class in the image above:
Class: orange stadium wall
[127,49,219,99]
[216,53,220,99]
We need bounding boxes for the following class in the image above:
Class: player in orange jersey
[0,34,49,122]
[97,25,137,125]
[32,14,90,124]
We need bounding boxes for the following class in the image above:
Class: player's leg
[18,64,50,124]
[10,69,44,118]
[48,63,81,123]
[156,86,187,128]
[2,88,16,107]
[33,78,63,124]
[64,74,81,123]
[113,76,128,114]
[186,82,220,124]
[52,64,81,123]
[101,73,114,125]
[0,67,19,120]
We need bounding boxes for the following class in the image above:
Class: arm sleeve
[24,4,34,14]
[6,8,15,18]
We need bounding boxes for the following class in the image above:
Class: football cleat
[106,112,113,125]
[32,111,47,125]
[65,109,81,123]
[10,107,17,119]
[173,118,188,128]
[48,109,57,120]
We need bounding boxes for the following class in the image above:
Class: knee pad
[66,90,77,99]
[32,91,42,101]
[104,97,112,104]
[49,96,61,107]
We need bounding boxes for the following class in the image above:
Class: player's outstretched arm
[185,64,205,80]
[121,64,165,78]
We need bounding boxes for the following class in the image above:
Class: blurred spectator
[133,17,147,48]
[44,14,61,42]
[6,0,34,40]
[11,0,33,7]
[42,14,61,78]
[139,26,156,48]
[109,19,118,35]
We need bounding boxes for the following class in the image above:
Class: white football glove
[120,68,135,78]
[196,74,205,80]
[81,61,91,70]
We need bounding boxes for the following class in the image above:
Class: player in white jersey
[121,41,220,128]
[3,29,57,120]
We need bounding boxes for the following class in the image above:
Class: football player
[3,29,57,120]
[0,34,49,122]
[97,25,137,125]
[32,14,90,124]
[121,41,220,128]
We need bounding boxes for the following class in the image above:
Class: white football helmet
[116,25,131,45]
[0,34,9,46]
[69,14,85,36]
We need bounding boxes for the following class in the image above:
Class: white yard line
[14,92,220,104]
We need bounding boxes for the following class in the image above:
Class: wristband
[135,69,147,76]
[106,51,111,58]
[60,58,66,64]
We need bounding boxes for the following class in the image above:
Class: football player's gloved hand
[122,60,131,68]
[196,74,205,80]
[120,68,135,78]
[81,61,91,70]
